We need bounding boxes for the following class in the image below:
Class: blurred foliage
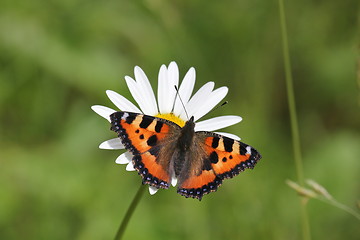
[0,0,359,239]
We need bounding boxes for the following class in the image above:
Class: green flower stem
[114,184,146,240]
[278,0,311,240]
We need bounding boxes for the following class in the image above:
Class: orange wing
[110,111,180,189]
[177,132,261,200]
[202,134,261,179]
[177,169,223,200]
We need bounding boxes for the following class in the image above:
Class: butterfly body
[110,111,261,200]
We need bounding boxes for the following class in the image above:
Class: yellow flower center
[155,113,186,127]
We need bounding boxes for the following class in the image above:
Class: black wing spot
[147,135,157,146]
[240,142,248,155]
[125,114,136,124]
[211,137,219,148]
[139,117,153,129]
[223,138,234,152]
[209,151,219,164]
[155,121,163,133]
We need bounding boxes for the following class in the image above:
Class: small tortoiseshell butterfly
[110,111,261,200]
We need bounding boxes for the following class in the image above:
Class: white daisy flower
[91,61,242,195]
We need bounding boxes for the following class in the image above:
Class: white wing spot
[122,112,129,120]
[246,146,252,155]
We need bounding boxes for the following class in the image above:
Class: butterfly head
[184,116,195,129]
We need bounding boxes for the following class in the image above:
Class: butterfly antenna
[174,85,190,120]
[207,101,229,115]
[220,101,228,107]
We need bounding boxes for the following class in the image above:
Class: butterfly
[110,111,262,200]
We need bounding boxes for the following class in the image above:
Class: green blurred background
[0,0,359,239]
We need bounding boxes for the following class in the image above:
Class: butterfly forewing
[110,111,180,189]
[202,133,261,178]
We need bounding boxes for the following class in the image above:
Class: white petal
[195,116,242,132]
[134,66,158,115]
[99,138,125,150]
[167,62,180,113]
[91,105,116,122]
[115,152,132,164]
[167,61,179,87]
[157,64,170,113]
[173,67,196,116]
[106,90,141,113]
[126,162,136,171]
[149,186,159,195]
[215,132,241,141]
[125,76,152,115]
[157,62,179,114]
[192,87,228,121]
[171,176,178,187]
[180,82,215,120]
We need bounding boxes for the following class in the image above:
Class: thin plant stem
[287,179,360,221]
[114,184,146,240]
[317,198,360,221]
[278,0,311,240]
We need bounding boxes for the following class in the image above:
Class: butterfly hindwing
[175,136,223,200]
[177,132,261,200]
[110,111,180,189]
[177,169,223,200]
